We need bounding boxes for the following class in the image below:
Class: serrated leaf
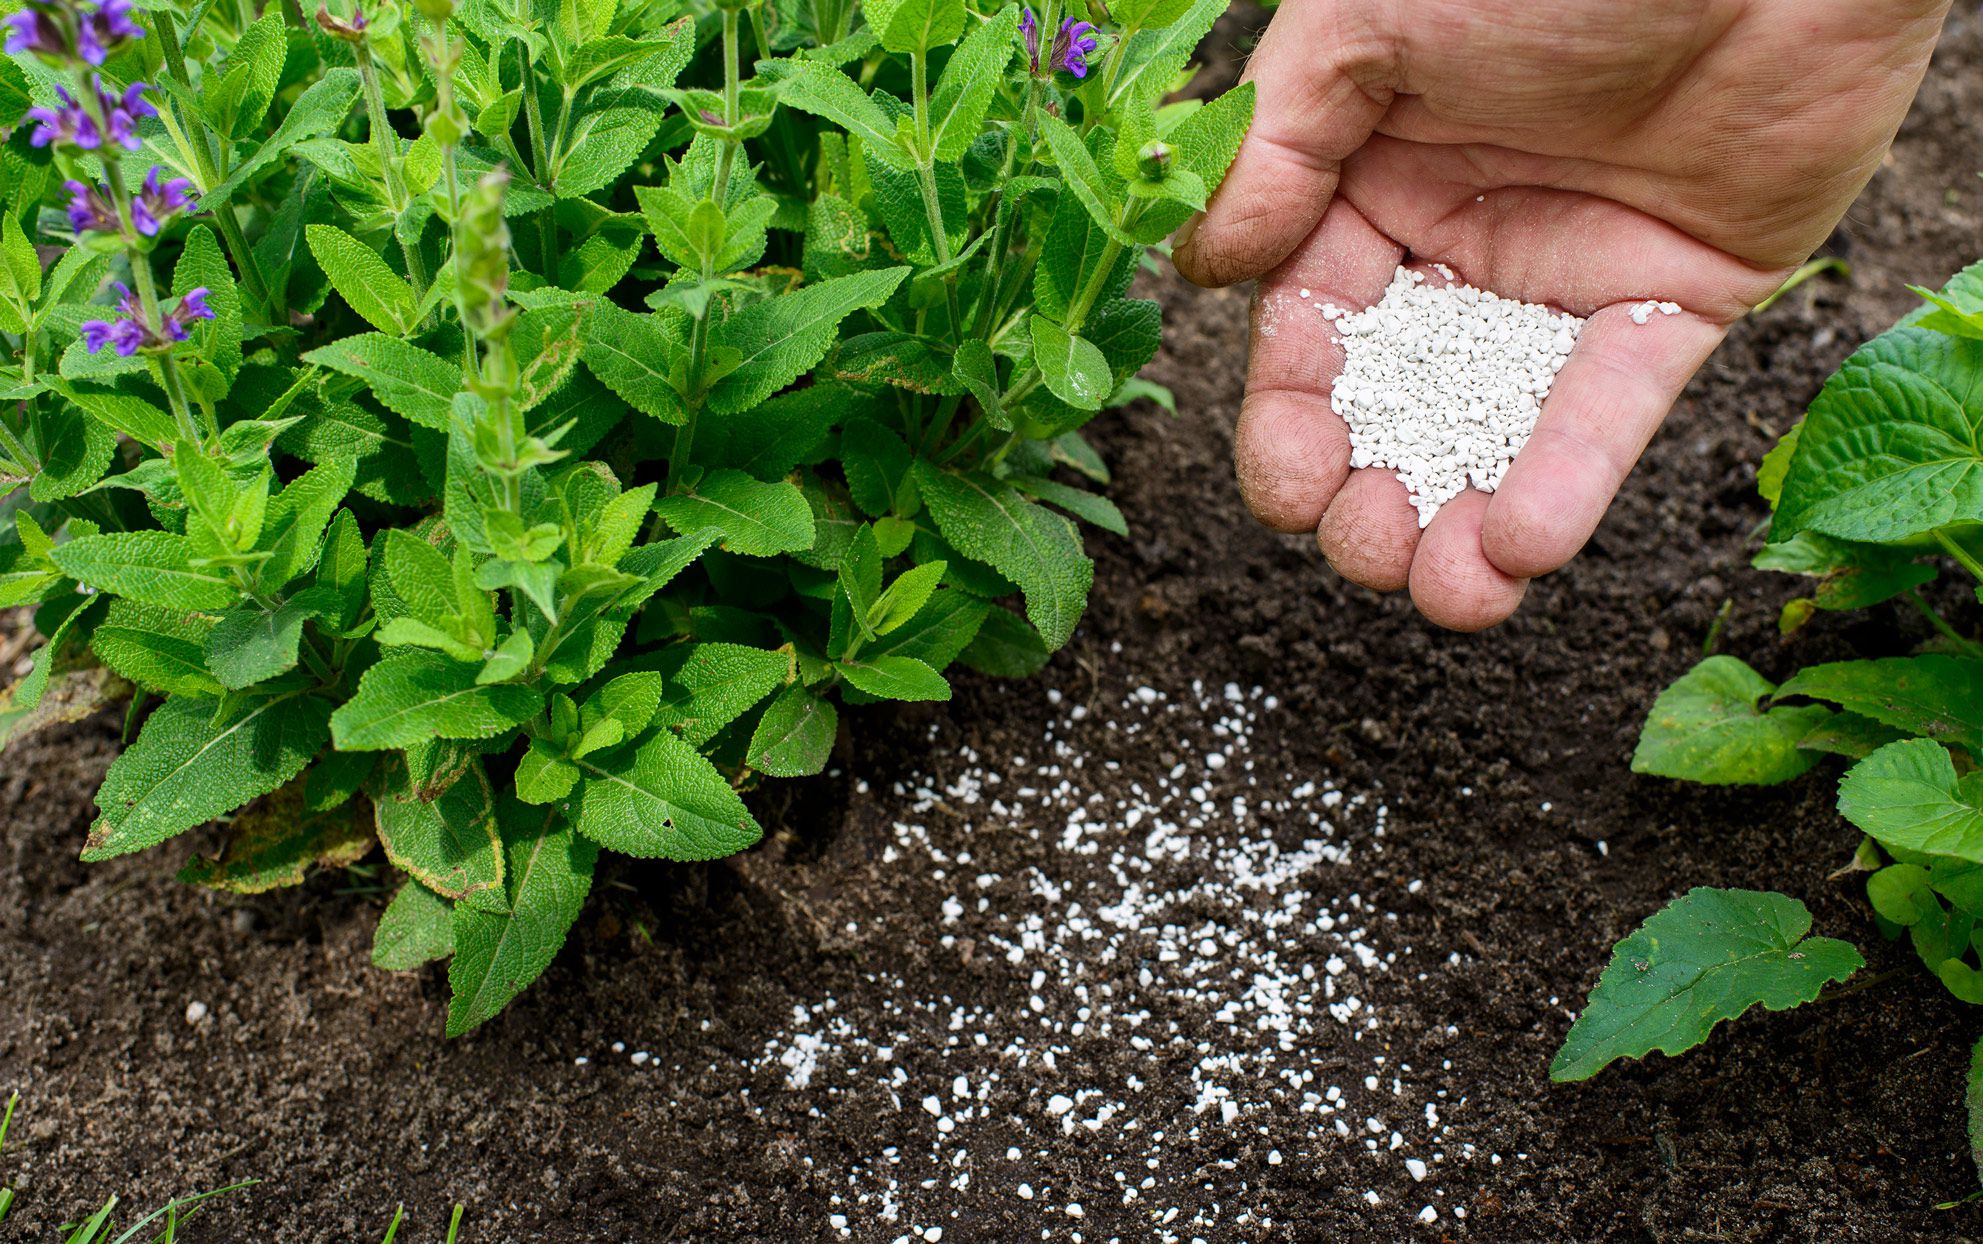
[204,589,337,690]
[200,70,361,213]
[331,649,543,750]
[864,0,965,53]
[446,803,597,1035]
[1036,111,1130,246]
[654,642,788,746]
[748,683,837,777]
[82,693,331,860]
[1106,0,1225,109]
[1030,314,1112,411]
[1839,739,1983,863]
[1550,887,1862,1081]
[653,469,815,557]
[303,334,463,430]
[953,338,1009,431]
[178,781,373,894]
[373,878,456,970]
[579,302,687,425]
[928,6,1017,161]
[372,756,506,907]
[306,223,417,333]
[574,728,763,860]
[912,464,1093,650]
[1630,656,1832,786]
[839,652,950,701]
[91,601,223,697]
[50,531,238,611]
[1777,655,1983,752]
[1752,531,1935,611]
[708,267,910,414]
[765,59,913,169]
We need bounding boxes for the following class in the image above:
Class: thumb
[1173,0,1395,289]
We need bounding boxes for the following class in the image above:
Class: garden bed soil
[5,9,1983,1242]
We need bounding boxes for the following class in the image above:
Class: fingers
[1318,469,1417,592]
[1410,490,1529,631]
[1172,1,1396,288]
[1480,305,1728,579]
[1235,201,1403,532]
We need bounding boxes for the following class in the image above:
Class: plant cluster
[1555,260,1983,1180]
[0,0,1252,1032]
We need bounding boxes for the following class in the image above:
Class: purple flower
[1018,8,1101,78]
[26,77,153,151]
[4,0,144,65]
[61,179,118,234]
[80,283,213,357]
[131,165,196,236]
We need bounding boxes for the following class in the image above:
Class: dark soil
[6,9,1983,1243]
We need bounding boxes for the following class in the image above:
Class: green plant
[0,0,1250,1030]
[1555,259,1983,1180]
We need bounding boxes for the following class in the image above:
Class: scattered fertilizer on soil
[1320,267,1585,528]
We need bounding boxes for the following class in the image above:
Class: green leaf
[653,469,815,557]
[654,642,789,746]
[1796,711,1907,760]
[515,740,582,804]
[331,649,543,750]
[912,464,1093,650]
[306,224,417,334]
[1106,0,1225,109]
[574,728,763,860]
[1550,887,1862,1082]
[928,6,1017,161]
[30,402,116,501]
[1838,739,1983,863]
[204,589,337,690]
[200,70,361,213]
[91,602,224,697]
[864,0,965,53]
[1630,656,1832,786]
[748,683,838,777]
[373,878,456,970]
[708,267,910,414]
[172,227,244,398]
[50,531,238,611]
[760,60,908,168]
[959,604,1049,678]
[372,757,506,909]
[0,213,39,329]
[303,334,463,430]
[177,782,373,895]
[1036,111,1131,246]
[1029,314,1113,412]
[1866,863,1935,926]
[872,560,947,635]
[839,653,950,701]
[1012,476,1128,536]
[446,804,597,1035]
[1968,1034,1983,1186]
[1777,656,1983,752]
[579,302,687,425]
[63,390,179,452]
[1752,531,1935,611]
[82,693,331,860]
[953,338,1009,431]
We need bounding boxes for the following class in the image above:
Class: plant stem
[1936,528,1983,583]
[356,49,429,302]
[1905,588,1983,658]
[908,49,964,335]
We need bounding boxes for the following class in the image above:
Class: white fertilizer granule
[1321,267,1585,528]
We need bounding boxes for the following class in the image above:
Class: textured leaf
[50,531,238,611]
[331,649,543,750]
[372,757,506,907]
[1037,111,1130,246]
[766,60,912,168]
[1838,739,1983,863]
[928,6,1017,161]
[1752,531,1935,612]
[839,652,950,701]
[959,604,1049,677]
[654,642,788,746]
[83,694,331,860]
[575,728,763,860]
[91,601,223,697]
[303,334,463,430]
[708,267,909,414]
[953,338,1009,431]
[373,878,456,970]
[580,302,687,425]
[446,804,597,1035]
[865,0,965,53]
[748,683,837,777]
[199,70,360,212]
[1106,0,1225,108]
[204,589,336,690]
[178,782,373,894]
[1631,656,1832,786]
[306,223,416,333]
[1778,656,1983,752]
[1551,888,1862,1081]
[172,227,244,396]
[653,469,815,557]
[1030,314,1112,411]
[912,464,1093,650]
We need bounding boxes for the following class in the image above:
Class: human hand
[1175,0,1951,630]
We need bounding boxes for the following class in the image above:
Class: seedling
[0,0,1251,1030]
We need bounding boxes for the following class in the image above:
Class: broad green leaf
[1630,656,1832,785]
[653,642,788,746]
[959,604,1049,677]
[82,694,332,860]
[839,653,950,701]
[447,804,597,1035]
[579,302,687,425]
[200,70,360,212]
[1770,319,1983,544]
[331,649,543,750]
[1106,0,1225,109]
[1012,476,1128,536]
[1796,711,1907,760]
[303,334,463,430]
[1036,111,1130,246]
[764,60,913,168]
[574,728,763,860]
[172,227,244,397]
[0,214,39,330]
[928,6,1017,161]
[708,267,910,414]
[30,403,116,501]
[1839,739,1983,863]
[1550,887,1862,1081]
[373,878,456,970]
[1752,531,1935,612]
[912,463,1093,650]
[1130,82,1255,242]
[256,458,358,593]
[50,531,238,611]
[840,418,914,516]
[872,561,947,634]
[515,741,582,804]
[203,589,338,690]
[953,339,1009,431]
[372,757,506,908]
[653,469,815,557]
[1029,314,1112,411]
[306,223,416,334]
[63,390,178,452]
[91,601,223,697]
[865,0,965,53]
[748,683,837,777]
[1866,863,1935,926]
[178,782,373,894]
[1778,656,1983,752]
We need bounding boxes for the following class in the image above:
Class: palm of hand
[1177,0,1950,629]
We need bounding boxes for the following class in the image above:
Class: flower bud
[1136,141,1172,180]
[315,3,369,43]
